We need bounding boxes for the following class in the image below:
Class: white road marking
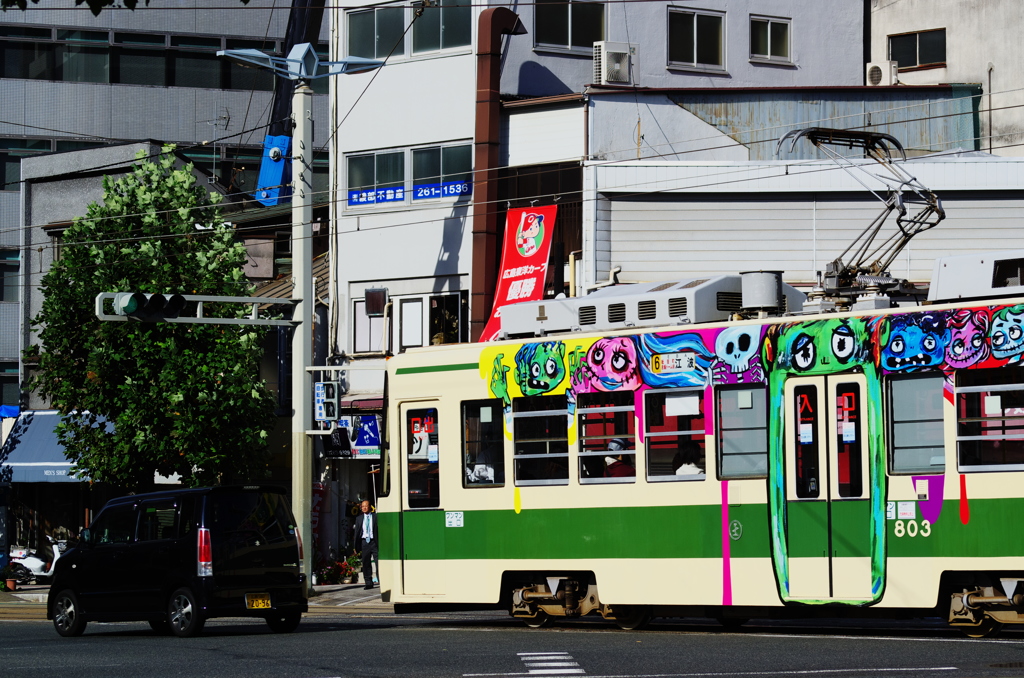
[577,669,960,678]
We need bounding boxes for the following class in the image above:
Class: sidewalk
[0,581,393,618]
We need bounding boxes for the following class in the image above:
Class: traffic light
[314,381,341,422]
[113,292,187,322]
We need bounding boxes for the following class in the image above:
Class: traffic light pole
[291,82,314,583]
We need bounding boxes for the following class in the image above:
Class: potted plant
[1,564,17,592]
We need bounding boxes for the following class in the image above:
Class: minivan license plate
[246,593,271,609]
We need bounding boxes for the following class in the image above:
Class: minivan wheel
[52,589,87,637]
[265,610,302,634]
[167,587,205,638]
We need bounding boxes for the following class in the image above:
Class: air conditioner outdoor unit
[594,41,636,86]
[866,61,899,86]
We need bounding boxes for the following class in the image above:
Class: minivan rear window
[208,491,295,544]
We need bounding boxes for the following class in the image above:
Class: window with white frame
[413,0,472,53]
[353,298,386,353]
[956,368,1024,472]
[535,0,604,51]
[412,144,472,200]
[347,150,405,206]
[668,7,724,70]
[399,298,424,350]
[348,6,406,59]
[889,28,945,70]
[750,15,790,63]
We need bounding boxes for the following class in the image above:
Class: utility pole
[291,81,314,579]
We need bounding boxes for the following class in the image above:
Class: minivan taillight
[197,527,213,577]
[296,529,304,573]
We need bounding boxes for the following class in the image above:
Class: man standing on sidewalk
[358,500,378,590]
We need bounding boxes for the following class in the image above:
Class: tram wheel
[613,606,652,631]
[959,617,1003,639]
[522,610,553,629]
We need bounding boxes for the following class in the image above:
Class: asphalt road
[4,610,1024,678]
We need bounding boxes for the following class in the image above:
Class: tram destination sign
[651,351,697,374]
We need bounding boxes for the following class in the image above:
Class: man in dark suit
[358,500,378,589]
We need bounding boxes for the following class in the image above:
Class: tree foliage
[32,148,276,490]
[2,0,248,17]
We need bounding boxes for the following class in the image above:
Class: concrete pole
[291,82,314,583]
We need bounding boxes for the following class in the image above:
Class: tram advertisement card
[481,204,558,341]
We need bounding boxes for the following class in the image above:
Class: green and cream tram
[373,287,1024,637]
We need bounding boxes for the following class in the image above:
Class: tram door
[399,401,444,595]
[784,375,873,601]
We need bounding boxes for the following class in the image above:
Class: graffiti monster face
[768,318,869,374]
[715,326,761,374]
[881,313,949,371]
[514,341,567,395]
[585,337,641,391]
[991,305,1024,361]
[945,309,990,369]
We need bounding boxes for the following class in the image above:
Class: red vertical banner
[481,205,558,341]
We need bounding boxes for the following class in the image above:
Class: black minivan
[47,485,308,637]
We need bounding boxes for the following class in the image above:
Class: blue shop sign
[348,187,406,206]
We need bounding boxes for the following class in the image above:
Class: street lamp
[218,43,383,581]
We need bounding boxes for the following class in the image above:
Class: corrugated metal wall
[603,192,1024,285]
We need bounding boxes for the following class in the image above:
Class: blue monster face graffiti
[990,305,1024,362]
[880,313,949,371]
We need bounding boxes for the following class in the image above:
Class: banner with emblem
[481,204,558,342]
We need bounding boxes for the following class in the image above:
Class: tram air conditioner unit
[499,272,805,339]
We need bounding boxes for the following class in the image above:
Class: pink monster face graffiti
[584,337,642,392]
[946,309,990,369]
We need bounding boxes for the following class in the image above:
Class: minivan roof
[99,485,288,509]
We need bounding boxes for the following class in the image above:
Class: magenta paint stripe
[704,387,715,436]
[721,479,732,606]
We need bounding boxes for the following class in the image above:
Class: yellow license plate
[246,593,271,609]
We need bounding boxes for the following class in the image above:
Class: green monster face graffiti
[515,341,567,395]
[763,316,886,606]
[767,318,872,374]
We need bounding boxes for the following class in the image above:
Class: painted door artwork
[784,375,875,602]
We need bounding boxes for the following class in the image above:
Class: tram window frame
[956,367,1024,472]
[888,374,946,475]
[716,384,769,479]
[577,391,636,484]
[406,407,440,509]
[512,395,570,486]
[834,381,864,498]
[644,388,706,481]
[462,399,505,487]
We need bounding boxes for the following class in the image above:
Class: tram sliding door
[399,401,444,595]
[784,375,873,602]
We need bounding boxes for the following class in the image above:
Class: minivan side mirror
[80,528,92,546]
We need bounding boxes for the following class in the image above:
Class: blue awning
[0,411,93,483]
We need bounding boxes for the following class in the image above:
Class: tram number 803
[893,519,931,538]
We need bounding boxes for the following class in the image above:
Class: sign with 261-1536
[413,181,472,200]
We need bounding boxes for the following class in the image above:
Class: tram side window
[889,375,945,474]
[578,391,636,484]
[406,408,440,508]
[716,385,768,478]
[462,399,505,487]
[645,389,705,481]
[513,395,569,486]
[956,368,1024,471]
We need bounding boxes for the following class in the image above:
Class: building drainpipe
[470,7,526,342]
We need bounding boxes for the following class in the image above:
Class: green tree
[31,147,276,490]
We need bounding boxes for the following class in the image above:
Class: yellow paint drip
[514,486,522,514]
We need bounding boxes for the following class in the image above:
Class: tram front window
[578,391,636,484]
[957,368,1024,470]
[645,389,706,481]
[512,395,569,486]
